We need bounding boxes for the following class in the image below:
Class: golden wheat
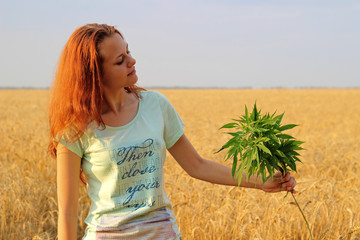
[0,89,359,240]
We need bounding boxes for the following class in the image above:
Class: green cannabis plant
[217,103,313,240]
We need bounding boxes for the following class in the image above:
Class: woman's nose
[128,56,136,67]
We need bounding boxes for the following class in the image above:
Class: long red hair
[49,23,143,158]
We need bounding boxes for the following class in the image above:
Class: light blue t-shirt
[59,91,184,239]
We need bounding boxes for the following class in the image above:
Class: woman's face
[98,33,138,90]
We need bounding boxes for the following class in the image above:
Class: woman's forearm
[57,146,82,240]
[58,211,78,240]
[190,158,262,189]
[190,157,296,193]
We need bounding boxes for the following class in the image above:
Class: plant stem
[281,168,313,240]
[290,191,313,240]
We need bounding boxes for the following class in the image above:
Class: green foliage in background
[217,103,304,185]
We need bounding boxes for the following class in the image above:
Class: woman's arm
[168,134,296,192]
[56,144,82,240]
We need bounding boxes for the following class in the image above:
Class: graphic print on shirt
[110,138,164,211]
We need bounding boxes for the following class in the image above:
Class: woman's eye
[116,51,131,65]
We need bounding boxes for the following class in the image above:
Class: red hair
[49,23,143,158]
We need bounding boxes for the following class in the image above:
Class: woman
[49,23,296,240]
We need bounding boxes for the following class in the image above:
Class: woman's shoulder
[140,90,168,102]
[140,90,163,97]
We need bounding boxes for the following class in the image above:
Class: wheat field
[0,89,359,240]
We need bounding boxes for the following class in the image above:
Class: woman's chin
[130,75,139,85]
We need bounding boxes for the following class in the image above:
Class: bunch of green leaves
[217,103,304,185]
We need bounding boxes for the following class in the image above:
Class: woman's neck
[102,87,136,115]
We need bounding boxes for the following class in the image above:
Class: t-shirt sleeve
[156,92,185,149]
[57,129,85,158]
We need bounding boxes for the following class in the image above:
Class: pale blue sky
[0,0,359,88]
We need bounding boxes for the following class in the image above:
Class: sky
[0,0,359,88]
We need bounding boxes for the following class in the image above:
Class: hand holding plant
[217,103,313,240]
[260,171,296,193]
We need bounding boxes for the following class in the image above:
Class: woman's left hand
[261,171,296,193]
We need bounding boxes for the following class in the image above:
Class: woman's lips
[128,69,136,76]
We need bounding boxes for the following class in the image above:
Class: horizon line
[1,86,360,90]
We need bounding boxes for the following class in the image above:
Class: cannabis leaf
[217,103,313,240]
[217,103,304,185]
